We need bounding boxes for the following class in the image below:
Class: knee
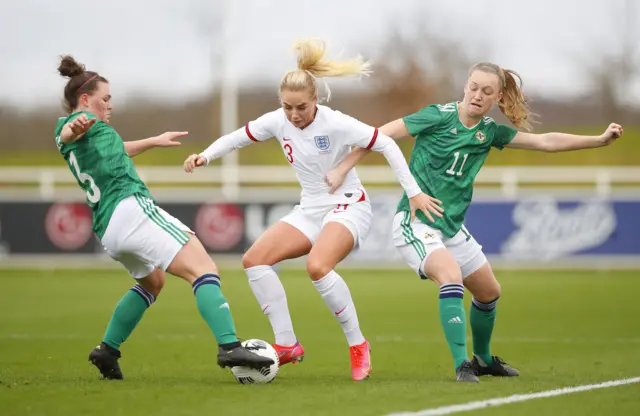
[167,237,219,283]
[430,266,463,286]
[242,246,272,269]
[147,280,164,298]
[475,281,501,302]
[422,249,463,286]
[141,271,166,298]
[306,256,332,281]
[491,281,502,299]
[242,252,265,269]
[241,252,255,269]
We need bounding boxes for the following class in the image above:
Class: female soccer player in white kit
[184,38,442,381]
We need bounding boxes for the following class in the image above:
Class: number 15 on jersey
[69,151,101,204]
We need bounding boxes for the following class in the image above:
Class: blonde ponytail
[500,69,535,131]
[470,62,536,131]
[280,38,372,102]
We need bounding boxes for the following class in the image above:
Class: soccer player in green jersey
[55,55,274,380]
[326,61,624,382]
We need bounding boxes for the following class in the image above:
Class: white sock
[245,265,297,346]
[313,270,365,347]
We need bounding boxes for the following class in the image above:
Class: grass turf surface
[1,268,639,415]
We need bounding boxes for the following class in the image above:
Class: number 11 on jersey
[445,151,468,176]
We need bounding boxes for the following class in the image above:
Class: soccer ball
[231,339,280,384]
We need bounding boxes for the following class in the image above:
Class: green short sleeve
[402,105,442,137]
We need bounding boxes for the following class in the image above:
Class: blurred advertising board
[0,195,637,263]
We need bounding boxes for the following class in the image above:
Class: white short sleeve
[333,111,379,149]
[245,109,282,142]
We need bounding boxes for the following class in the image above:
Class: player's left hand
[184,154,208,173]
[325,167,348,193]
[409,192,444,223]
[599,123,624,146]
[154,131,188,147]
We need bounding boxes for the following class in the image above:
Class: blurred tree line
[1,12,638,166]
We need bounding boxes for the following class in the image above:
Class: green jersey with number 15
[396,102,518,238]
[54,111,152,239]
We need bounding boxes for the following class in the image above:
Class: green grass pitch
[1,268,639,415]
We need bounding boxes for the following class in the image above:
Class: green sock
[192,274,238,346]
[439,283,469,369]
[470,297,499,366]
[103,285,155,350]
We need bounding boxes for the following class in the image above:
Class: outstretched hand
[154,131,187,147]
[183,154,208,173]
[600,123,624,146]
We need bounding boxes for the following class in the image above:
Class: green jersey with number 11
[55,111,152,239]
[396,102,518,237]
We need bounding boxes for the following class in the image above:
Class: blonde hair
[280,38,372,102]
[470,62,536,131]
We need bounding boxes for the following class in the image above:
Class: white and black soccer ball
[231,339,280,384]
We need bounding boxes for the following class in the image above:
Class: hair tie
[303,69,332,102]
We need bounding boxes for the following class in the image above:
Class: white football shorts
[101,194,193,279]
[391,211,487,279]
[280,189,372,248]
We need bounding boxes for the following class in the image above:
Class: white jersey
[246,106,377,206]
[201,105,421,207]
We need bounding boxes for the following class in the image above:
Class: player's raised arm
[369,131,443,221]
[325,118,411,188]
[367,130,419,195]
[326,105,442,193]
[481,66,625,152]
[60,115,186,157]
[184,112,278,173]
[59,114,97,144]
[123,131,187,157]
[504,123,624,152]
[337,113,443,221]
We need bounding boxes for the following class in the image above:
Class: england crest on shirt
[314,135,331,152]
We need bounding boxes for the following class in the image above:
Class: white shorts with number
[280,190,373,248]
[101,194,193,279]
[391,211,487,279]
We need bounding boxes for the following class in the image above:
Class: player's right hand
[62,114,96,142]
[183,154,207,173]
[325,167,348,194]
[409,192,444,222]
[599,123,624,146]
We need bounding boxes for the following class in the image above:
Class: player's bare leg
[423,249,478,382]
[464,263,519,377]
[307,222,371,381]
[242,221,312,366]
[88,268,166,380]
[167,235,274,370]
